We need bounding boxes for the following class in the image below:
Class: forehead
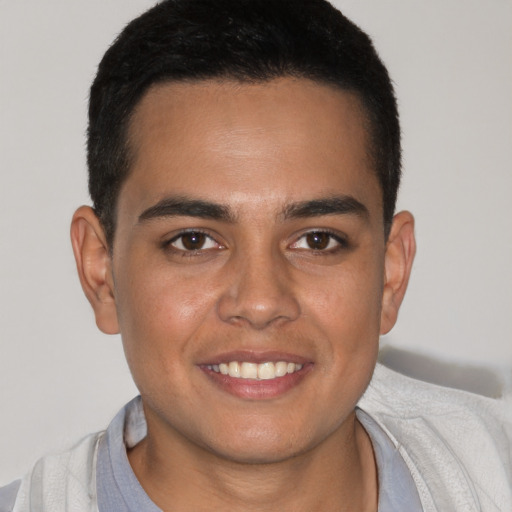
[120,77,381,222]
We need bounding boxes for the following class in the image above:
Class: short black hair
[88,0,401,245]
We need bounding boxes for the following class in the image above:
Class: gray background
[1,0,511,483]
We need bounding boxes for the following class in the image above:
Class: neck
[128,411,378,512]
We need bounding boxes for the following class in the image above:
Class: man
[1,0,510,510]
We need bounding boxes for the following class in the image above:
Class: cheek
[347,250,385,327]
[302,252,384,386]
[307,269,382,408]
[117,250,207,325]
[114,257,218,376]
[307,257,384,336]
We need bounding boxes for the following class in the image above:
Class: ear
[70,206,120,334]
[380,211,416,335]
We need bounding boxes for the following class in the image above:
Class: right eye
[167,231,220,252]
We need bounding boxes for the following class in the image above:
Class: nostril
[216,288,301,329]
[215,254,301,328]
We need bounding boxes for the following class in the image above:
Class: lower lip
[201,364,312,400]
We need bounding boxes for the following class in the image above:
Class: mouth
[199,353,312,400]
[206,361,303,380]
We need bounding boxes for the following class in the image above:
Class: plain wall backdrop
[1,0,511,483]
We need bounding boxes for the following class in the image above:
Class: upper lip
[198,350,312,366]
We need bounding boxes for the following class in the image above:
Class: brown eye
[290,230,347,252]
[306,232,331,250]
[170,231,218,251]
[181,232,206,250]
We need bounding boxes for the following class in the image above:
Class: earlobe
[70,206,120,335]
[380,211,416,335]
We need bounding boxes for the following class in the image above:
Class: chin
[200,422,321,465]
[210,442,304,466]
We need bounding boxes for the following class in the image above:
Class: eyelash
[290,230,349,254]
[162,230,222,256]
[162,229,348,256]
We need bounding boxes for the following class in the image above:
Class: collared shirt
[96,397,423,511]
[3,363,511,511]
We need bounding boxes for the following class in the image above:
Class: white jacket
[7,364,512,511]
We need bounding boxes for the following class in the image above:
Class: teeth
[241,362,258,379]
[275,361,288,377]
[209,360,304,380]
[258,362,275,380]
[228,361,241,378]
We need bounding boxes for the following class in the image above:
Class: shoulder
[361,363,512,434]
[359,363,512,511]
[0,480,21,512]
[2,431,104,512]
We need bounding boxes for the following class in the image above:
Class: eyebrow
[138,196,236,223]
[137,194,369,224]
[282,196,369,220]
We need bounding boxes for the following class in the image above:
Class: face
[76,78,413,464]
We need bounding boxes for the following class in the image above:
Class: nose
[216,251,301,330]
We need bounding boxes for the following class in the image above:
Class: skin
[71,78,415,511]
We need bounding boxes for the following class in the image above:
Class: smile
[206,361,303,380]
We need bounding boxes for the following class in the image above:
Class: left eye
[291,231,344,251]
[169,232,219,251]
